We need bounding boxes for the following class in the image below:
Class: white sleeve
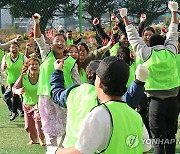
[71,63,81,85]
[142,124,152,152]
[1,56,6,71]
[35,34,51,61]
[23,55,27,63]
[165,23,178,54]
[75,107,111,154]
[0,38,17,50]
[126,24,152,62]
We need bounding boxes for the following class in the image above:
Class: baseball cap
[96,56,129,92]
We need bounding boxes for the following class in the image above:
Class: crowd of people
[0,1,179,154]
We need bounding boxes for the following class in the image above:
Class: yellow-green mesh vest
[63,83,98,148]
[129,45,133,53]
[176,54,180,79]
[63,56,76,88]
[0,49,4,64]
[66,38,74,46]
[22,73,39,106]
[109,43,119,56]
[135,54,143,68]
[5,52,24,85]
[37,51,75,96]
[144,49,180,90]
[126,62,136,88]
[79,68,87,83]
[99,101,143,154]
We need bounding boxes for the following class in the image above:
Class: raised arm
[93,18,110,41]
[119,8,151,62]
[33,13,51,61]
[0,35,21,50]
[122,64,150,109]
[165,1,179,54]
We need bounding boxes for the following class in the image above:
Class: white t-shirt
[75,106,151,154]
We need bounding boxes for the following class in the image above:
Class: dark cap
[86,60,101,84]
[89,60,101,72]
[96,56,129,90]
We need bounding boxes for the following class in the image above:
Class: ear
[95,75,103,89]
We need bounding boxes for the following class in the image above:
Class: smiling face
[51,35,66,54]
[10,43,19,58]
[143,30,154,46]
[66,31,73,39]
[78,45,88,62]
[68,46,79,60]
[29,60,40,75]
[119,34,129,47]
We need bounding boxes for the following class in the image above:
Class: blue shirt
[50,70,145,110]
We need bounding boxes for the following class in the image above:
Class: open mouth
[57,44,64,49]
[32,68,37,71]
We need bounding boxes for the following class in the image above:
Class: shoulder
[88,106,111,124]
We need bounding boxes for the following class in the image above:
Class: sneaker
[20,112,24,117]
[9,112,19,121]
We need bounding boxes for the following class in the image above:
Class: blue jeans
[3,84,22,113]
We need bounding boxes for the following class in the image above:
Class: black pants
[3,84,22,113]
[138,93,151,138]
[149,97,179,154]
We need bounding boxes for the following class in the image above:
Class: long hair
[21,58,40,74]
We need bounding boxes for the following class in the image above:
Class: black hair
[86,60,100,84]
[102,84,127,97]
[53,33,67,41]
[142,27,156,36]
[116,46,134,65]
[149,34,165,47]
[78,42,90,53]
[66,30,72,33]
[10,41,19,47]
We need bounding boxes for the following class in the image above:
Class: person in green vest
[66,44,87,83]
[50,56,151,153]
[121,2,179,153]
[66,30,83,46]
[12,57,45,146]
[33,13,81,153]
[0,35,22,95]
[1,42,27,121]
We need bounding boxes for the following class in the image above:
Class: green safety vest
[129,45,133,53]
[135,54,143,68]
[79,68,87,83]
[144,49,180,90]
[5,52,24,85]
[0,49,4,64]
[98,101,143,154]
[63,83,98,148]
[176,54,180,79]
[126,62,136,88]
[37,51,75,96]
[63,56,76,88]
[66,38,74,46]
[109,43,119,56]
[22,73,39,106]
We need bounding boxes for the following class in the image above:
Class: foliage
[117,0,173,25]
[0,0,73,34]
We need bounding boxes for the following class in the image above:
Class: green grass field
[0,98,46,154]
[1,98,180,154]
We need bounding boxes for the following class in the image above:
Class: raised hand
[32,13,41,24]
